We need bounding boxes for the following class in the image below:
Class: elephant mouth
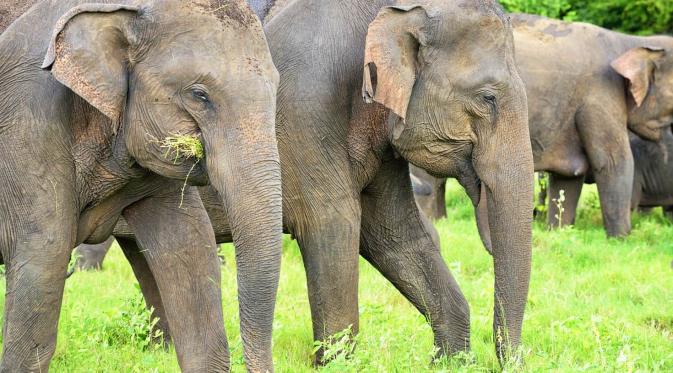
[630,116,673,142]
[137,130,208,184]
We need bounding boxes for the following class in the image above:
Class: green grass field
[1,180,671,372]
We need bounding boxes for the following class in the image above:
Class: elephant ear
[611,46,666,108]
[42,4,140,125]
[362,5,431,123]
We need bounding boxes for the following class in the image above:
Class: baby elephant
[0,0,282,372]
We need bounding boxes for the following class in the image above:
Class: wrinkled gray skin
[0,1,33,32]
[0,1,282,372]
[414,14,673,241]
[69,0,534,364]
[630,132,673,211]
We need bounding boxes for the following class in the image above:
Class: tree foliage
[501,0,673,35]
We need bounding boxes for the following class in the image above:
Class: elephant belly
[639,180,673,207]
[77,207,122,245]
[534,139,589,177]
[639,195,673,207]
[528,104,588,177]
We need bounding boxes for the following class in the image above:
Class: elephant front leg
[293,195,362,365]
[577,106,633,237]
[360,159,470,357]
[122,185,229,372]
[116,236,171,346]
[1,231,73,371]
[547,172,584,229]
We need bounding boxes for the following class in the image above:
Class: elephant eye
[483,94,496,105]
[192,89,210,103]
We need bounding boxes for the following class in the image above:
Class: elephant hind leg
[547,172,584,229]
[360,159,470,356]
[117,236,171,346]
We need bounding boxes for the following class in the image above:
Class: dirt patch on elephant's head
[194,0,257,29]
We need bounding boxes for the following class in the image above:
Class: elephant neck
[71,97,147,211]
[347,92,398,191]
[267,0,398,192]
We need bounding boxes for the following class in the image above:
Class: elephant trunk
[474,104,534,363]
[203,110,282,372]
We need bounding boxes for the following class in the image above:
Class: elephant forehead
[148,0,265,40]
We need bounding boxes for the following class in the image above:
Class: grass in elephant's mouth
[159,134,204,163]
[14,181,673,372]
[158,133,204,207]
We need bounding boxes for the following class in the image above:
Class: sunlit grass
[0,181,671,372]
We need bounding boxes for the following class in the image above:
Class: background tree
[501,0,673,35]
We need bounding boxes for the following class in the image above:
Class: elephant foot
[312,328,357,367]
[431,346,473,366]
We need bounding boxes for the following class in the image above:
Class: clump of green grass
[157,134,205,207]
[159,134,204,163]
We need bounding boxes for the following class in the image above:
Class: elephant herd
[0,0,669,372]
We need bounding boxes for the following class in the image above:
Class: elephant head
[612,46,673,142]
[363,0,533,362]
[42,1,282,370]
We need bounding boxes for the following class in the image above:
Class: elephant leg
[410,165,448,220]
[637,206,654,214]
[122,185,228,372]
[430,177,448,220]
[1,234,72,371]
[294,195,361,364]
[75,236,114,270]
[577,106,633,237]
[116,236,171,346]
[360,159,470,356]
[547,172,584,229]
[663,206,673,221]
[534,172,548,218]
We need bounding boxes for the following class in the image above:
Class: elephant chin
[456,168,481,208]
[629,119,668,142]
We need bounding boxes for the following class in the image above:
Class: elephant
[535,129,673,227]
[74,237,115,271]
[79,0,534,365]
[412,13,673,239]
[0,0,282,371]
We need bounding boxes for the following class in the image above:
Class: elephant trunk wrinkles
[204,117,282,373]
[475,106,533,363]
